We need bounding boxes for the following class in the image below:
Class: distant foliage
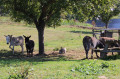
[61,19,92,27]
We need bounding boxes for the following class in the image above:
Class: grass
[60,19,92,27]
[0,16,120,79]
[0,56,120,79]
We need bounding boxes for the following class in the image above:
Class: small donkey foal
[23,35,35,57]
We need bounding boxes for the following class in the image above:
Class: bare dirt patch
[34,50,118,60]
[32,50,117,60]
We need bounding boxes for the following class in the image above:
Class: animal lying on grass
[23,35,35,57]
[59,47,66,54]
[4,35,24,54]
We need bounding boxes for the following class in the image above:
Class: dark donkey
[23,35,35,57]
[83,36,104,59]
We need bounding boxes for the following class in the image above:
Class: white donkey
[5,35,24,54]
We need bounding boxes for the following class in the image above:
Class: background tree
[0,0,5,16]
[84,0,120,28]
[98,0,120,28]
[68,0,116,22]
[2,0,115,55]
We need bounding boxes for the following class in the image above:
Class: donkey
[23,35,35,57]
[5,35,24,54]
[59,47,66,54]
[99,37,120,55]
[83,36,104,59]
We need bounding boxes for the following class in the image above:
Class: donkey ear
[8,35,10,37]
[8,35,12,37]
[29,35,31,38]
[23,35,26,38]
[4,35,7,37]
[10,35,13,37]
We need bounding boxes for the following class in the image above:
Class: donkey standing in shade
[5,35,24,54]
[83,36,104,59]
[23,35,35,57]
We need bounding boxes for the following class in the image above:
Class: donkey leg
[20,45,24,54]
[9,45,13,50]
[31,49,33,57]
[13,45,14,54]
[26,49,29,57]
[85,50,89,59]
[95,47,99,58]
[95,52,99,58]
[112,52,114,55]
[86,52,88,59]
[9,45,14,54]
[91,49,94,59]
[28,50,31,57]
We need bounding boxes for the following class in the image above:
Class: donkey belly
[14,43,22,46]
[10,42,23,46]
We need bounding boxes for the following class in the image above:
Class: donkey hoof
[91,56,93,59]
[86,57,89,59]
[97,56,99,58]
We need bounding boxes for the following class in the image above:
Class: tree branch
[38,0,56,22]
[14,0,38,24]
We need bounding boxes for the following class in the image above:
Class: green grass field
[0,17,120,79]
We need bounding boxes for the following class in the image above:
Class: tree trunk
[36,20,45,55]
[105,23,108,28]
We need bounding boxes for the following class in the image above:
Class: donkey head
[23,35,31,44]
[4,35,12,44]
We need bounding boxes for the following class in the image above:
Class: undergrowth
[8,64,34,79]
[71,60,116,75]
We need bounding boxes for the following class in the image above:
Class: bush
[71,61,116,75]
[8,64,34,79]
[53,47,59,51]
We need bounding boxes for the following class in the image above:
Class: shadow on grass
[80,54,120,60]
[0,49,78,66]
[101,54,120,61]
[70,31,93,34]
[0,49,120,66]
[0,49,24,59]
[0,49,67,60]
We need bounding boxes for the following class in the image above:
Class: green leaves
[96,0,120,28]
[3,0,118,27]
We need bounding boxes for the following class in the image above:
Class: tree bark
[105,23,108,28]
[36,20,45,55]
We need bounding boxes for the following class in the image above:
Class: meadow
[0,17,120,79]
